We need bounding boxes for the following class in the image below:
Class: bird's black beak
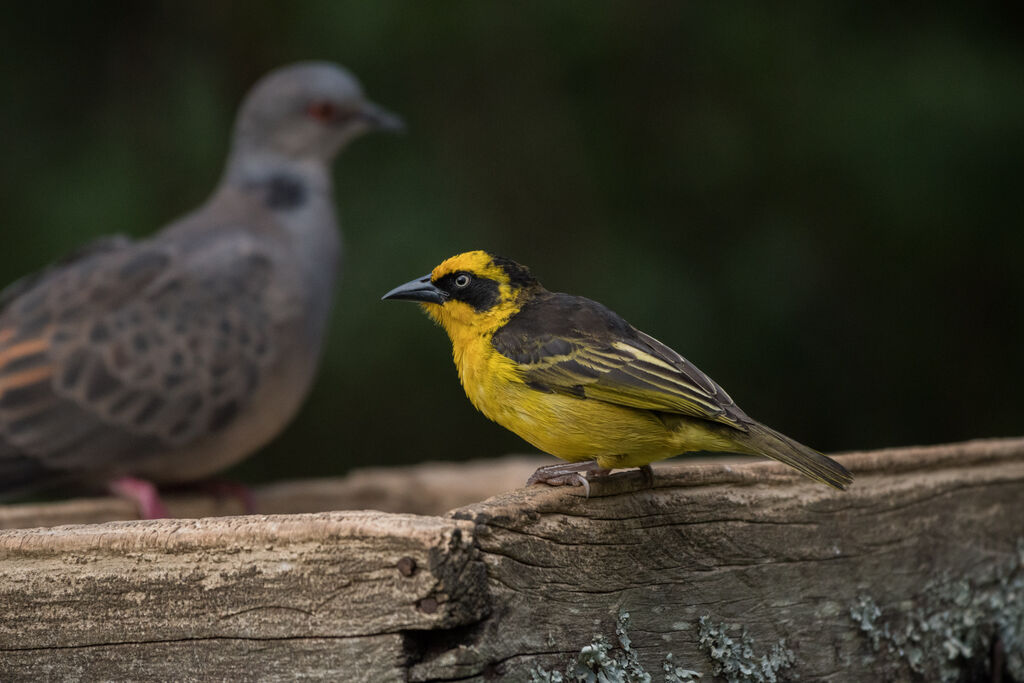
[382,274,446,304]
[360,102,406,133]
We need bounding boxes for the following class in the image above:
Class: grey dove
[0,62,402,515]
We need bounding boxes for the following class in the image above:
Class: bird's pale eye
[454,274,471,288]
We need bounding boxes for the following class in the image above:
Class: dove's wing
[0,233,282,493]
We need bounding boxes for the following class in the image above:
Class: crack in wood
[218,604,316,620]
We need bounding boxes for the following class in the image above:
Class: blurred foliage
[1,2,1022,482]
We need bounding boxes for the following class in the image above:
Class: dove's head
[230,61,404,165]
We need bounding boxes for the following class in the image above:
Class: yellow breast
[448,328,683,466]
[427,298,737,469]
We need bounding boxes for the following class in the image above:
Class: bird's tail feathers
[736,421,853,490]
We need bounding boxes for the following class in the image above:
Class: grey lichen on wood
[849,540,1024,682]
[696,617,794,682]
[525,610,796,683]
[0,437,1021,681]
[528,611,704,683]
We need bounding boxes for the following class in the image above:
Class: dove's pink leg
[108,476,169,519]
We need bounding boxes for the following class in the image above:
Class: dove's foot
[527,461,612,498]
[108,476,169,519]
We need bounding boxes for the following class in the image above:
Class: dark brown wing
[491,291,748,428]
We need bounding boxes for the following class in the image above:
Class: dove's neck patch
[245,173,308,210]
[265,174,308,209]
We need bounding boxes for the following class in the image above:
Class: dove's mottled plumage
[0,62,402,496]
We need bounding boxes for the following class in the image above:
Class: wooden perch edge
[0,437,1022,681]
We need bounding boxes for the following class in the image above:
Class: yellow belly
[456,339,739,469]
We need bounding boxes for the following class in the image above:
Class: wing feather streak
[491,291,747,428]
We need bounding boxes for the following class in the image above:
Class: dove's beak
[361,102,406,133]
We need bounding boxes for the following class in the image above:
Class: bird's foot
[527,461,612,498]
[108,476,169,519]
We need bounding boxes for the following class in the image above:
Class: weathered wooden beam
[436,438,1024,681]
[0,512,487,680]
[0,438,1021,681]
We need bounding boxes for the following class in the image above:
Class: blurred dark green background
[1,2,1022,482]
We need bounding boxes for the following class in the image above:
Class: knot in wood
[397,556,417,577]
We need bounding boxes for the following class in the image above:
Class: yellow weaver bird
[383,251,852,492]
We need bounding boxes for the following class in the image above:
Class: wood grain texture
[1,636,404,682]
[0,438,1021,681]
[435,438,1024,681]
[0,512,487,681]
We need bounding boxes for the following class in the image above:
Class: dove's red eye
[306,101,339,122]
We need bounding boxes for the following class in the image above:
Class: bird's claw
[526,462,656,498]
[526,462,613,498]
[574,474,591,498]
